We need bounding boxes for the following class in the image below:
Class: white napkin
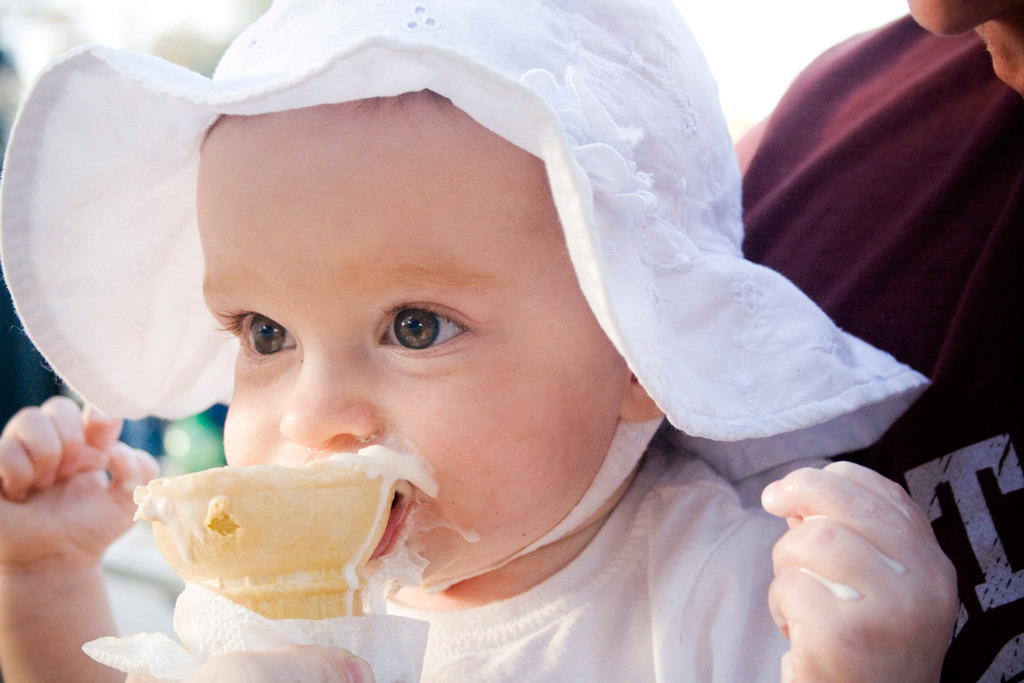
[84,583,428,682]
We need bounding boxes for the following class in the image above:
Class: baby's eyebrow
[201,273,237,299]
[375,258,499,290]
[200,257,500,302]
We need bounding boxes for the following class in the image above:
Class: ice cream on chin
[133,445,438,619]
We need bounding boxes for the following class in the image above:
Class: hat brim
[1,40,605,420]
[1,34,927,451]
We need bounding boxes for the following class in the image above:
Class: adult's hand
[167,646,375,683]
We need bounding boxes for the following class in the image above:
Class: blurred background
[675,0,908,137]
[0,0,910,651]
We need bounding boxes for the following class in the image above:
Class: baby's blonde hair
[200,90,457,151]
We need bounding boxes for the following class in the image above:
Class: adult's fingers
[185,646,375,683]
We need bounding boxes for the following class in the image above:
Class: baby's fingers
[0,403,69,497]
[773,515,907,591]
[822,460,922,521]
[0,437,37,501]
[106,442,159,494]
[42,396,104,479]
[762,465,925,558]
[52,403,124,479]
[41,395,88,445]
[81,404,123,452]
[769,563,876,681]
[765,463,957,683]
[0,399,130,500]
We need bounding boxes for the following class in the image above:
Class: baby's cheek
[221,405,269,466]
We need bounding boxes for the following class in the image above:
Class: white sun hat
[0,0,926,456]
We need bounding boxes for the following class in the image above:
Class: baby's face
[196,95,655,599]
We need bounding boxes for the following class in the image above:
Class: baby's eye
[246,314,293,355]
[387,308,465,350]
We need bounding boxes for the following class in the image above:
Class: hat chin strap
[421,416,663,593]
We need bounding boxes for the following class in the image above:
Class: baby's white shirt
[387,449,789,681]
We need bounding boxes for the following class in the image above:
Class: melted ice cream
[134,445,438,616]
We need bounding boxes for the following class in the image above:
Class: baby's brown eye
[248,314,290,355]
[388,308,464,349]
[393,308,440,349]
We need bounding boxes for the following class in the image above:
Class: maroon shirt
[742,16,1024,682]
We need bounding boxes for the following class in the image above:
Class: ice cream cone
[135,458,397,619]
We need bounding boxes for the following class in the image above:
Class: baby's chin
[404,527,588,607]
[396,553,535,608]
[381,505,485,584]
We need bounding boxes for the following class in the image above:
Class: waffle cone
[136,460,394,619]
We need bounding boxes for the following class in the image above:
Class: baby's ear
[618,374,663,423]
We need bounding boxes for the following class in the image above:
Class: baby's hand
[0,396,159,571]
[762,461,956,683]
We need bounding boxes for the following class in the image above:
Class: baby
[0,1,955,681]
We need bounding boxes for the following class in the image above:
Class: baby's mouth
[371,490,409,560]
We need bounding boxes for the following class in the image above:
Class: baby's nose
[279,365,383,454]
